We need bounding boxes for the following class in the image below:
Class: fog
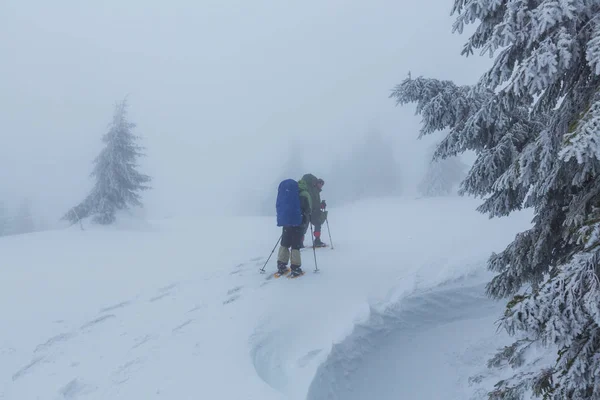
[1,0,491,226]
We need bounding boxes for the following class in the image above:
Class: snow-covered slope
[1,196,532,400]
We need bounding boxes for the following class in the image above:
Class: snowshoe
[274,268,290,278]
[274,263,290,278]
[289,266,304,279]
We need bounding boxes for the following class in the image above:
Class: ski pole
[325,217,334,250]
[309,222,319,272]
[260,235,282,273]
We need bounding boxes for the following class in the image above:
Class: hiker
[275,178,312,277]
[299,174,328,247]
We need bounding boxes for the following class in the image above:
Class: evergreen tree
[63,98,151,225]
[418,142,467,197]
[391,0,600,398]
[329,130,402,204]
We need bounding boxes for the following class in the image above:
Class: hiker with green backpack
[298,174,328,248]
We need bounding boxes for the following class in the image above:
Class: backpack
[276,179,302,227]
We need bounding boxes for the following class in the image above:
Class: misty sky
[1,0,492,222]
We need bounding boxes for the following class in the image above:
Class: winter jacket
[299,173,326,225]
[297,179,312,227]
[299,174,321,207]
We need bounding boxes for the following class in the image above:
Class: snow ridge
[306,272,503,400]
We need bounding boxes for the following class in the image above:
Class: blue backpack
[276,179,302,227]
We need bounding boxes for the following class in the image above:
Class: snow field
[1,196,532,399]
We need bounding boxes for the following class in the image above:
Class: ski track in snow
[6,254,280,399]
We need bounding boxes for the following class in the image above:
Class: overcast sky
[0,0,491,222]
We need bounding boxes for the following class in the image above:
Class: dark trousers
[281,226,304,250]
[278,225,305,267]
[302,222,321,236]
[313,222,322,234]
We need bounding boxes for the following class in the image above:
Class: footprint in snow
[263,271,280,281]
[227,286,243,295]
[173,319,194,333]
[99,300,132,314]
[158,282,179,292]
[223,295,240,305]
[80,314,116,331]
[12,356,45,381]
[59,378,97,399]
[34,332,76,353]
[131,334,154,350]
[230,263,245,275]
[112,358,144,385]
[148,282,180,302]
[14,332,78,381]
[223,286,243,305]
[149,292,172,302]
[187,303,206,313]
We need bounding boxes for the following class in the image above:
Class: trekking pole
[309,222,319,272]
[260,235,282,273]
[325,217,334,250]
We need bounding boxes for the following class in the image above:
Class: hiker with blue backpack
[274,178,313,278]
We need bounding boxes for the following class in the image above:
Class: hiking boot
[277,262,288,274]
[313,238,326,247]
[290,265,304,277]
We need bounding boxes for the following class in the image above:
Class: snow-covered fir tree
[418,142,467,197]
[391,1,600,398]
[328,130,402,204]
[63,98,151,225]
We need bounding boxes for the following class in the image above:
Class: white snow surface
[1,196,533,400]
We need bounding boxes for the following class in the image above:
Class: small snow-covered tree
[391,0,600,398]
[329,130,402,204]
[63,98,151,225]
[418,142,467,197]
